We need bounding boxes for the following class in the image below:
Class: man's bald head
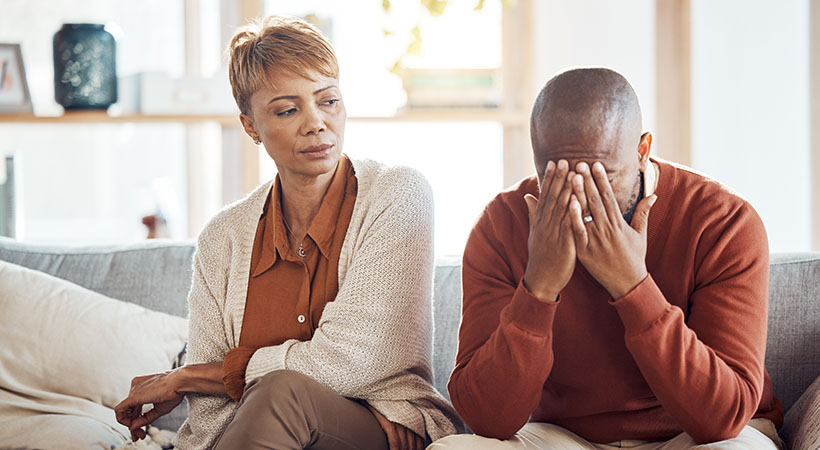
[530,68,643,179]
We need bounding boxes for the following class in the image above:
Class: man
[433,68,784,449]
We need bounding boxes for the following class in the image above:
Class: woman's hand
[366,404,425,450]
[114,370,184,441]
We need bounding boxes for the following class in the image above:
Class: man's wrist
[522,277,559,303]
[607,269,648,300]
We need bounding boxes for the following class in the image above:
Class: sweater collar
[645,157,677,268]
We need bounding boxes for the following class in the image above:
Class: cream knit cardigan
[174,158,462,449]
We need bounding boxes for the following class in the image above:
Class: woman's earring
[254,138,261,145]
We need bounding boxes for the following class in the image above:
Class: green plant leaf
[407,25,422,55]
[421,0,447,17]
[390,58,403,76]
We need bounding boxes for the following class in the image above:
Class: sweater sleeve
[611,202,770,444]
[243,169,453,438]
[222,346,255,400]
[174,240,235,450]
[448,200,559,440]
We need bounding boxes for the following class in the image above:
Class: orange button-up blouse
[222,155,357,400]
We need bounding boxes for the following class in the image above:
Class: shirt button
[297,314,306,324]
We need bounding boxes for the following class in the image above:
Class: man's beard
[623,172,644,224]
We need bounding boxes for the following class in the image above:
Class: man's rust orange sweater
[449,158,783,444]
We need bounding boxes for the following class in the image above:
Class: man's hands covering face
[522,160,577,302]
[524,160,657,302]
[568,161,657,299]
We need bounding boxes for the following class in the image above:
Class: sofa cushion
[766,253,820,413]
[0,260,188,439]
[432,256,463,401]
[0,237,195,318]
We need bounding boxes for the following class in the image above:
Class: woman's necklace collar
[281,215,306,259]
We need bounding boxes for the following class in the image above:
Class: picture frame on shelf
[0,43,33,114]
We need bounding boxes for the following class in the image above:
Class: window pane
[347,121,502,256]
[265,0,502,116]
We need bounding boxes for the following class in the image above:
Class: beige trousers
[212,370,389,450]
[428,420,784,450]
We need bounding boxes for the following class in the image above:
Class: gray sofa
[0,238,818,448]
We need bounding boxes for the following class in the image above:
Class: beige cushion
[0,260,188,443]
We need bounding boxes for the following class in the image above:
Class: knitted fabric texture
[174,158,462,450]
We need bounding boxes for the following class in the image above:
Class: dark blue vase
[53,24,117,110]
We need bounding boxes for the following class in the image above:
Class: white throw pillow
[0,414,127,450]
[0,260,188,410]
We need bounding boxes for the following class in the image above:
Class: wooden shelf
[0,108,529,127]
[356,108,529,126]
[0,111,239,126]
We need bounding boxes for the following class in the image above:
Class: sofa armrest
[781,373,820,450]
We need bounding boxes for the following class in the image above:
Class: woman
[114,15,462,450]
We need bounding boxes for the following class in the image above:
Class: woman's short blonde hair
[228,15,339,115]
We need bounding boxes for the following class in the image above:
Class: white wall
[532,0,657,135]
[531,0,811,253]
[691,0,810,252]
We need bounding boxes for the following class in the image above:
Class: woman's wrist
[170,365,192,395]
[173,361,226,395]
